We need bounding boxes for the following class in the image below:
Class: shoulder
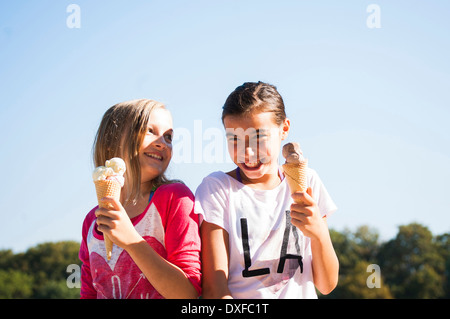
[83,206,98,225]
[204,171,229,181]
[194,172,231,230]
[157,182,194,199]
[153,183,195,213]
[195,171,233,203]
[307,167,330,190]
[306,167,338,218]
[307,167,318,178]
[196,171,230,191]
[153,183,197,226]
[81,206,98,238]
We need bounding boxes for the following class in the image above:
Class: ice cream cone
[282,160,308,194]
[94,179,121,260]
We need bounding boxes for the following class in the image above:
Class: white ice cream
[92,157,126,186]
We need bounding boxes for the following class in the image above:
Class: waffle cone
[282,160,308,194]
[94,179,121,260]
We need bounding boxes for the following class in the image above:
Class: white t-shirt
[194,167,337,299]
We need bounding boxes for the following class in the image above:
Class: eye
[227,135,238,142]
[147,127,154,134]
[164,133,173,143]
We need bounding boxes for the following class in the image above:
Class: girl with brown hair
[196,82,338,299]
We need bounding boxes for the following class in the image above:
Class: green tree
[34,280,81,299]
[0,241,81,299]
[324,226,392,298]
[378,223,445,298]
[331,261,392,298]
[23,241,80,281]
[435,233,450,298]
[0,269,34,298]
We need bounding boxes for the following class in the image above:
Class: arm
[289,188,339,295]
[125,239,199,298]
[79,242,97,299]
[309,217,339,295]
[96,196,199,299]
[200,221,233,299]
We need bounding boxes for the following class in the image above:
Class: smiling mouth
[242,160,262,170]
[145,153,163,161]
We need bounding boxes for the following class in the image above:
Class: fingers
[291,187,314,206]
[96,215,112,232]
[95,197,122,217]
[290,187,316,226]
[290,216,303,229]
[289,206,316,232]
[95,197,122,232]
[290,204,314,217]
[100,196,122,211]
[290,187,315,216]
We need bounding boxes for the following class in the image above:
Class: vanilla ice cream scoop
[92,166,114,181]
[92,157,126,186]
[106,157,126,175]
[282,142,306,164]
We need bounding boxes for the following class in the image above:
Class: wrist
[123,234,146,252]
[310,225,331,245]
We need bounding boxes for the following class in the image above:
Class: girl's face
[224,111,290,182]
[139,107,173,183]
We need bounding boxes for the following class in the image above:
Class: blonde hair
[93,99,177,204]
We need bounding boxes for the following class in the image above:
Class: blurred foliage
[0,241,81,299]
[0,223,448,298]
[322,223,449,299]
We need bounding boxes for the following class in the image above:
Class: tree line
[0,222,448,298]
[324,223,449,298]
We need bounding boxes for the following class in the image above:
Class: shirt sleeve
[157,183,202,296]
[194,172,229,231]
[308,168,338,218]
[79,207,98,299]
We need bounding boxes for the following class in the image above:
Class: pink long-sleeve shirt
[79,183,201,299]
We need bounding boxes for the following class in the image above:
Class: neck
[140,179,156,196]
[121,180,155,218]
[239,166,281,190]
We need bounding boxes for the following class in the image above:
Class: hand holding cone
[92,158,126,260]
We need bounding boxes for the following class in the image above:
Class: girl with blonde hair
[80,99,201,299]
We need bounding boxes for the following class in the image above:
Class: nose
[233,135,258,163]
[153,135,169,150]
[245,137,258,162]
[245,146,255,156]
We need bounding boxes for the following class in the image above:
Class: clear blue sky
[1,1,449,252]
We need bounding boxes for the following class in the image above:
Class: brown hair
[221,81,287,125]
[93,99,176,204]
